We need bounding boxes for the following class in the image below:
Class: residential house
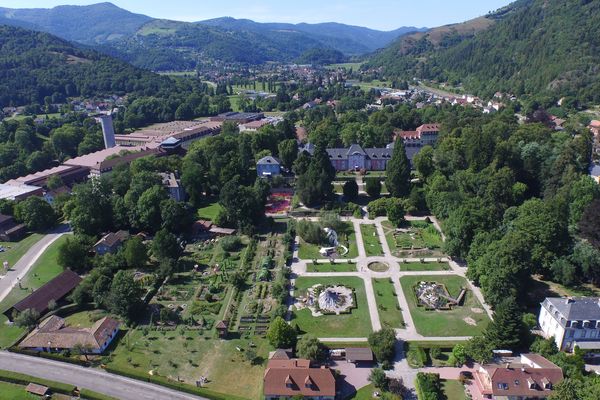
[0,214,27,242]
[326,144,392,172]
[257,156,282,177]
[263,356,336,400]
[473,354,563,399]
[19,315,120,354]
[393,123,440,164]
[93,231,129,255]
[539,297,600,352]
[160,172,186,202]
[3,270,82,321]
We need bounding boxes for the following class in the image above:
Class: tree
[365,178,382,198]
[278,139,298,170]
[46,174,64,190]
[160,199,192,234]
[413,145,435,179]
[579,199,600,249]
[92,274,112,308]
[296,335,325,362]
[152,229,182,261]
[465,335,492,364]
[529,336,558,358]
[368,368,388,390]
[266,316,297,349]
[368,328,396,363]
[449,343,467,366]
[219,176,264,232]
[386,198,405,227]
[14,308,40,328]
[386,138,411,197]
[296,145,335,206]
[343,180,359,201]
[484,297,528,351]
[66,180,113,236]
[57,235,90,273]
[123,236,149,269]
[107,270,143,322]
[549,379,582,400]
[134,186,167,232]
[14,196,57,231]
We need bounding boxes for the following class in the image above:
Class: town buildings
[160,172,186,202]
[538,297,600,352]
[394,123,441,163]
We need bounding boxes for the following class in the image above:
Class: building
[326,144,392,172]
[215,320,228,338]
[539,297,600,352]
[0,214,27,242]
[210,112,264,124]
[93,231,129,255]
[239,119,271,132]
[590,164,600,185]
[345,347,374,365]
[160,172,186,202]
[4,270,82,321]
[257,156,282,177]
[63,145,163,178]
[5,165,90,188]
[114,120,222,149]
[394,123,440,164]
[473,354,563,399]
[0,183,43,201]
[263,356,336,400]
[19,315,120,354]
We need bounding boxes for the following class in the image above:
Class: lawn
[292,276,372,338]
[373,279,404,328]
[383,220,444,257]
[344,383,376,400]
[298,221,359,260]
[0,382,39,399]
[400,262,450,271]
[400,275,490,337]
[197,202,224,222]
[0,233,43,269]
[441,379,467,400]
[106,329,270,400]
[360,224,384,257]
[0,235,68,349]
[306,262,357,273]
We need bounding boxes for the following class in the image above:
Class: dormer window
[527,378,536,389]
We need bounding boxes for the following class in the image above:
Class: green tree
[450,343,467,366]
[134,186,167,232]
[14,196,57,231]
[465,335,493,364]
[266,316,297,349]
[413,145,435,179]
[152,229,182,261]
[368,328,396,363]
[14,308,40,328]
[386,138,411,197]
[368,368,388,390]
[296,335,325,362]
[386,198,405,227]
[343,180,359,201]
[107,270,143,323]
[484,297,528,351]
[278,139,299,170]
[365,178,382,198]
[46,174,64,190]
[57,235,90,273]
[296,145,335,206]
[161,199,192,234]
[123,236,149,269]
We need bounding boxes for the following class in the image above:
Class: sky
[0,0,514,30]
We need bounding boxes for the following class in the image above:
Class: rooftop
[0,183,42,200]
[544,297,600,321]
[263,358,335,398]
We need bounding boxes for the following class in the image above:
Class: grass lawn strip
[373,278,404,328]
[400,275,490,337]
[292,276,372,338]
[197,202,224,222]
[360,224,384,257]
[0,234,43,270]
[441,379,468,400]
[306,262,357,273]
[343,383,376,400]
[400,262,450,271]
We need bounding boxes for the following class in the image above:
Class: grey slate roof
[545,297,600,321]
[326,144,393,160]
[347,144,366,156]
[257,156,281,166]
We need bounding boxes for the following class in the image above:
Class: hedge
[0,369,76,395]
[415,372,442,400]
[79,388,119,400]
[8,347,90,367]
[103,365,248,400]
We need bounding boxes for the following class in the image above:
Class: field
[306,262,357,273]
[0,235,68,348]
[298,221,359,260]
[383,220,444,257]
[0,233,43,269]
[400,275,490,336]
[360,224,384,257]
[197,202,224,222]
[373,278,404,328]
[400,262,450,271]
[292,276,372,338]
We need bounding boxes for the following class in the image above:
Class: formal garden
[297,218,359,260]
[373,278,404,328]
[400,275,490,336]
[399,261,450,271]
[382,219,444,257]
[360,224,384,256]
[306,262,357,272]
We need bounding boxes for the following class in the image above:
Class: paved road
[0,351,206,400]
[0,225,71,303]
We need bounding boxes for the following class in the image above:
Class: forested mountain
[0,25,173,107]
[0,2,151,44]
[368,0,600,103]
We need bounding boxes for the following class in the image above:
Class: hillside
[0,25,172,107]
[0,2,151,44]
[368,0,600,102]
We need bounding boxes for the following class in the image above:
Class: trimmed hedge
[103,365,247,400]
[80,388,119,400]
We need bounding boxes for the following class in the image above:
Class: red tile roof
[10,270,82,314]
[263,359,335,398]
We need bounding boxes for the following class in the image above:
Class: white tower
[98,114,116,149]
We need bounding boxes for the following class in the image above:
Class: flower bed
[265,192,293,214]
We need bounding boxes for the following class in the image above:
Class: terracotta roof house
[4,270,82,321]
[93,231,129,255]
[392,123,441,164]
[0,214,27,242]
[473,354,563,399]
[19,315,120,354]
[264,356,336,400]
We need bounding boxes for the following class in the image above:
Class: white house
[538,297,600,352]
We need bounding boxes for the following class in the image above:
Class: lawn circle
[368,261,389,272]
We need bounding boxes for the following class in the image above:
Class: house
[93,231,129,255]
[257,156,282,177]
[192,219,213,236]
[19,315,120,354]
[215,320,228,338]
[0,214,27,242]
[539,297,600,352]
[394,123,441,164]
[473,354,563,399]
[326,144,393,172]
[4,270,82,321]
[239,119,271,132]
[263,356,336,400]
[345,347,373,365]
[159,172,186,202]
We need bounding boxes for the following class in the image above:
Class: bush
[297,220,325,244]
[220,236,242,252]
[368,328,396,363]
[365,178,382,198]
[429,347,441,360]
[367,197,389,218]
[415,372,442,400]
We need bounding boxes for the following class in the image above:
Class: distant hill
[0,25,171,107]
[368,0,600,102]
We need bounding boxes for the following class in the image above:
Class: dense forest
[368,0,600,103]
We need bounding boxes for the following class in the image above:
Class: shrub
[367,197,389,217]
[343,180,359,201]
[220,236,242,252]
[429,347,442,360]
[365,178,382,198]
[415,372,442,400]
[297,220,325,244]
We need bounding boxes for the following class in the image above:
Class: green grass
[383,220,444,256]
[0,234,43,270]
[373,278,404,329]
[107,330,270,400]
[5,113,61,121]
[400,262,450,271]
[344,383,376,400]
[292,276,372,338]
[197,202,224,222]
[360,224,384,256]
[0,235,68,349]
[326,62,364,71]
[0,381,39,399]
[306,262,357,272]
[298,222,358,260]
[441,379,467,400]
[400,275,490,337]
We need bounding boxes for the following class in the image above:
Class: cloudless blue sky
[0,0,514,30]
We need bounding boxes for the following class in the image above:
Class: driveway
[330,360,372,398]
[0,351,206,400]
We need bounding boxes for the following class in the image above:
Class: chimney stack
[97,114,116,149]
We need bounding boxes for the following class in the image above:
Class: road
[0,225,71,303]
[0,351,206,400]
